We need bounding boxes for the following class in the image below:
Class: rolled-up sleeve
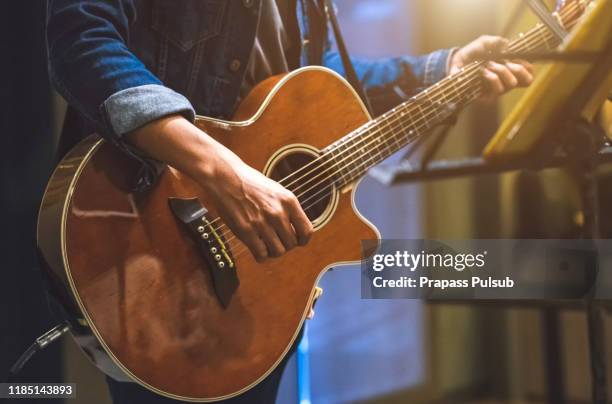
[102,84,194,136]
[421,49,455,88]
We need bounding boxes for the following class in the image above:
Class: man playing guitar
[46,0,533,402]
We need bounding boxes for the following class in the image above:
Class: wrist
[192,140,229,184]
[127,114,236,186]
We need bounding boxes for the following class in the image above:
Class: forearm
[323,49,454,115]
[127,115,227,183]
[357,50,453,89]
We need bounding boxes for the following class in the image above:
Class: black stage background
[1,2,63,402]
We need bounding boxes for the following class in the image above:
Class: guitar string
[217,22,565,258]
[205,1,579,235]
[207,4,579,257]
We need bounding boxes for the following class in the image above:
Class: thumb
[469,35,509,60]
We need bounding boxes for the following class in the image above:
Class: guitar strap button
[307,287,324,320]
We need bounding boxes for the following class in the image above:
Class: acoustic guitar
[37,1,587,401]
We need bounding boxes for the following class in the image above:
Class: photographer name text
[369,250,515,289]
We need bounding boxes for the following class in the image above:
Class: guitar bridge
[168,197,239,308]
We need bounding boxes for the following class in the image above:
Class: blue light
[297,323,311,404]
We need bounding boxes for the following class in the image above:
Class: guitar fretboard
[319,2,583,189]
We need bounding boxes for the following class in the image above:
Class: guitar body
[38,66,380,401]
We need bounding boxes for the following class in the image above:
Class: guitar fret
[405,107,416,141]
[374,124,389,164]
[327,145,346,185]
[388,109,403,154]
[360,125,379,180]
[381,126,393,161]
[536,25,550,50]
[415,98,428,130]
[434,84,447,122]
[347,135,362,180]
[367,127,382,169]
[345,146,359,184]
[394,108,408,150]
[451,74,463,105]
[442,85,458,121]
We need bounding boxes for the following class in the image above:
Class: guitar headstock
[555,0,591,30]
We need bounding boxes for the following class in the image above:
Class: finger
[513,59,534,74]
[482,68,506,95]
[258,224,286,258]
[288,202,313,246]
[241,231,269,262]
[272,216,298,251]
[486,62,518,91]
[507,62,534,87]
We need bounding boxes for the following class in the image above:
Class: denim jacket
[46,0,453,185]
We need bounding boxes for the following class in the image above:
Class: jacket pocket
[151,0,226,52]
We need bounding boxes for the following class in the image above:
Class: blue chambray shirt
[46,0,453,187]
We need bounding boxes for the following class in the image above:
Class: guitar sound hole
[268,150,336,225]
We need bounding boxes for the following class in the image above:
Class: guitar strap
[322,0,374,116]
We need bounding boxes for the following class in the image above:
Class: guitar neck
[323,2,584,188]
